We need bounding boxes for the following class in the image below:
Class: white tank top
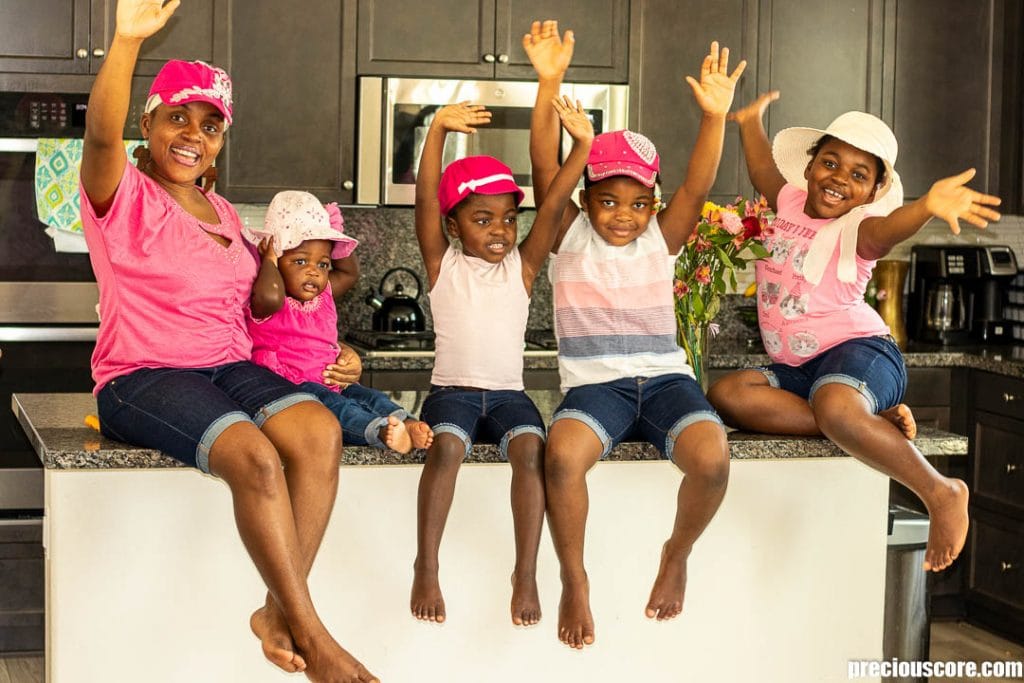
[429,245,530,390]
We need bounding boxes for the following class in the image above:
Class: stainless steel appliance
[909,245,1019,345]
[356,77,629,207]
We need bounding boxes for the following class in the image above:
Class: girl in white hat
[709,91,1002,574]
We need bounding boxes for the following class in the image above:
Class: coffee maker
[909,245,1019,344]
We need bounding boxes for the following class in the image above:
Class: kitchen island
[14,392,968,683]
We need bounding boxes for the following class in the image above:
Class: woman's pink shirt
[81,161,257,394]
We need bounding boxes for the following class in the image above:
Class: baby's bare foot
[406,419,434,450]
[250,599,306,673]
[411,565,446,623]
[382,415,412,454]
[923,478,969,572]
[645,542,690,620]
[557,575,594,649]
[880,404,917,440]
[511,570,541,626]
[298,631,379,683]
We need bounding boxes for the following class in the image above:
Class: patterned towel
[35,138,146,235]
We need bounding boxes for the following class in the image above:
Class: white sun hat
[771,111,904,284]
[243,190,358,259]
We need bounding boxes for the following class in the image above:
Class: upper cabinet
[0,0,228,76]
[356,0,630,83]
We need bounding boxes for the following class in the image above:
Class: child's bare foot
[511,570,541,626]
[881,404,917,440]
[298,630,380,683]
[923,478,970,572]
[406,419,434,450]
[250,600,306,673]
[381,415,412,454]
[645,542,690,620]
[557,575,594,648]
[411,564,446,622]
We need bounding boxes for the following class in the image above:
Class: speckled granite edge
[14,393,966,470]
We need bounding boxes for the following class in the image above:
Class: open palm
[116,0,181,39]
[926,169,1002,234]
[523,20,575,80]
[686,41,747,116]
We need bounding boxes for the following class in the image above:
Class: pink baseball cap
[145,60,234,125]
[437,156,524,216]
[586,130,660,187]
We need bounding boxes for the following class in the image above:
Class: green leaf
[714,246,734,269]
[748,242,770,259]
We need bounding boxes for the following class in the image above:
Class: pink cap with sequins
[586,130,660,187]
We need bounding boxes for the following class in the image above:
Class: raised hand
[257,236,279,264]
[552,96,594,144]
[523,19,575,81]
[925,168,1002,234]
[116,0,181,40]
[729,91,780,126]
[431,102,491,135]
[685,41,747,117]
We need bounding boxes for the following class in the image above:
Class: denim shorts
[96,361,319,473]
[302,381,408,448]
[551,373,723,459]
[760,335,907,413]
[419,386,546,458]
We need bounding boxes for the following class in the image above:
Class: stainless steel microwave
[356,77,629,207]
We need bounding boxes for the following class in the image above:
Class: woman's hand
[552,96,594,145]
[728,91,780,127]
[257,236,278,266]
[431,103,491,135]
[925,168,1002,234]
[116,0,181,40]
[322,344,362,388]
[686,41,747,118]
[523,19,575,81]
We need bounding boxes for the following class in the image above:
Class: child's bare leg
[708,370,819,434]
[544,419,603,648]
[812,384,968,571]
[210,411,378,683]
[506,433,545,626]
[405,418,434,450]
[380,415,412,453]
[646,421,729,620]
[411,433,466,622]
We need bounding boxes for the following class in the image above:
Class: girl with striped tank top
[410,81,594,627]
[527,24,746,649]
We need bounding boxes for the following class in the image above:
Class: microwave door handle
[0,138,38,153]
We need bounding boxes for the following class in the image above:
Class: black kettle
[366,267,426,333]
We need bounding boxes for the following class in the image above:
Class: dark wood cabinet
[0,0,227,77]
[218,0,357,203]
[356,0,629,83]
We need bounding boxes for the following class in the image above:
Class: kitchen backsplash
[235,203,1024,335]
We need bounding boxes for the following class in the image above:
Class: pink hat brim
[586,161,658,188]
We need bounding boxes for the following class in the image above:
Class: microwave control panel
[0,93,91,137]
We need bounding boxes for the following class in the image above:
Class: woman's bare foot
[380,415,412,454]
[511,569,541,626]
[923,478,970,572]
[250,599,306,673]
[297,630,380,683]
[880,404,917,440]
[557,575,594,649]
[645,542,690,620]
[410,564,446,622]
[406,419,434,450]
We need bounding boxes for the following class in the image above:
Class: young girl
[708,91,999,574]
[78,1,377,681]
[410,84,594,627]
[528,23,746,649]
[245,190,434,454]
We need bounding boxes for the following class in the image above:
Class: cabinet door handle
[1004,392,1019,402]
[497,53,510,64]
[92,48,106,58]
[342,180,354,191]
[1007,463,1019,474]
[482,53,496,63]
[76,48,88,59]
[1001,561,1016,572]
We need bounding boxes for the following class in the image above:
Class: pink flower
[721,211,744,235]
[695,236,712,252]
[877,289,889,301]
[695,265,712,285]
[673,279,689,298]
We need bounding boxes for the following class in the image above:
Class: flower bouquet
[674,196,773,389]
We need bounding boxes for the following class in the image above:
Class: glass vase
[679,322,710,392]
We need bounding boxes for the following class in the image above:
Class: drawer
[973,372,1024,420]
[969,515,1024,610]
[973,411,1024,513]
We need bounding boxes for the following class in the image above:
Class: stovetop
[344,329,559,352]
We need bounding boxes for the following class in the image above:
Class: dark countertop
[13,392,968,470]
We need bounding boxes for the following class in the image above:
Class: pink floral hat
[438,156,524,216]
[145,59,234,125]
[243,191,358,260]
[586,130,660,187]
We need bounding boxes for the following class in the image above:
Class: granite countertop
[13,392,968,470]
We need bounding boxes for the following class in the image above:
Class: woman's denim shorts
[420,386,546,458]
[96,361,319,473]
[551,373,723,459]
[760,335,907,413]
